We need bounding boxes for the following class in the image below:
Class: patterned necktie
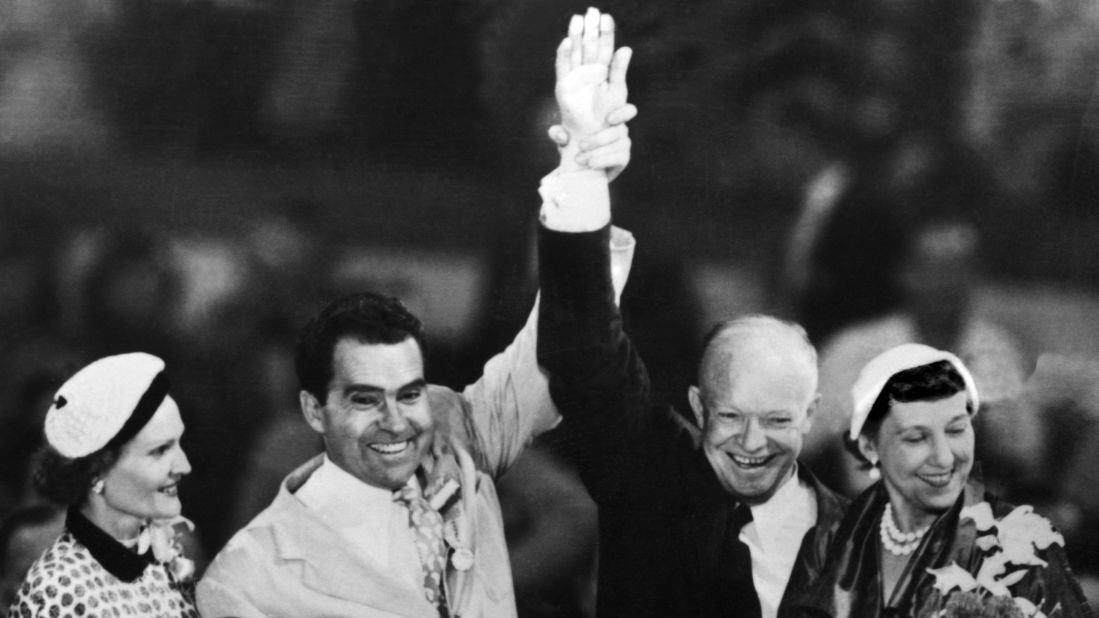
[720,502,762,618]
[395,482,449,614]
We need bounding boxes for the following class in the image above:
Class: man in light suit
[195,8,636,616]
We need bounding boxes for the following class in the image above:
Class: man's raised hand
[554,8,634,174]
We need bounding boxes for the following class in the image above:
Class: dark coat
[537,225,849,617]
[787,479,1093,618]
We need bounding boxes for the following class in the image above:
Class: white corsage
[137,515,196,582]
[428,476,472,571]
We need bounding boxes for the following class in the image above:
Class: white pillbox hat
[44,352,169,458]
[849,343,979,441]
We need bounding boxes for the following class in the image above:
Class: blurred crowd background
[3,0,1099,615]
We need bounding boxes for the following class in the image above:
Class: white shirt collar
[291,456,428,592]
[746,465,817,555]
[296,455,402,528]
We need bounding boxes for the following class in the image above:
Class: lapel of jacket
[681,443,733,597]
[269,456,437,617]
[783,464,850,608]
[438,436,479,612]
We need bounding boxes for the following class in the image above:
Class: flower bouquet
[926,503,1064,618]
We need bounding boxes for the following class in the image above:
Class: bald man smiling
[535,15,849,609]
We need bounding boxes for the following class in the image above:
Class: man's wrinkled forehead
[325,335,425,389]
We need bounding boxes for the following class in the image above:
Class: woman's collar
[66,507,153,582]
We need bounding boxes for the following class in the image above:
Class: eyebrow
[400,379,428,393]
[143,437,178,452]
[708,405,795,417]
[343,378,427,396]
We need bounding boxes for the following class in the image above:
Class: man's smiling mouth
[727,453,774,468]
[369,440,412,455]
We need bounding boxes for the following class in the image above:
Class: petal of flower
[169,556,195,582]
[999,506,1063,551]
[1014,597,1038,617]
[167,515,195,532]
[140,518,194,563]
[977,554,1010,594]
[998,567,1029,589]
[976,535,999,551]
[136,524,152,555]
[983,577,1012,598]
[961,502,997,531]
[1000,533,1050,567]
[995,505,1062,567]
[999,504,1034,525]
[927,562,978,595]
[150,525,175,562]
[1003,546,1049,568]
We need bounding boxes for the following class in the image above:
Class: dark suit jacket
[537,225,849,617]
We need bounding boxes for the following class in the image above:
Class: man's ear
[300,390,326,435]
[688,385,706,428]
[801,392,821,434]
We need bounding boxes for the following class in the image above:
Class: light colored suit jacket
[197,444,516,618]
[197,228,636,618]
[197,303,554,618]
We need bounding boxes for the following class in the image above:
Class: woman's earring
[92,479,105,495]
[867,461,881,481]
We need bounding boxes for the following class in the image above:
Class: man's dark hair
[33,446,120,507]
[294,292,427,402]
[845,359,971,464]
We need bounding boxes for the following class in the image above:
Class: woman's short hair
[844,359,970,464]
[32,445,120,507]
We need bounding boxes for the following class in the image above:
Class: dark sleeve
[1020,543,1095,618]
[536,225,664,505]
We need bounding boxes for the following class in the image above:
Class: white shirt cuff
[610,226,635,306]
[538,168,611,232]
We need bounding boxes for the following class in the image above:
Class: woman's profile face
[862,390,974,528]
[99,398,191,527]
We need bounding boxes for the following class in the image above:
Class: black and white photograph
[2,1,1099,616]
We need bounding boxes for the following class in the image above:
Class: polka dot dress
[8,532,198,618]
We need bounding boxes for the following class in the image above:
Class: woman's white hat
[849,343,979,440]
[44,352,168,458]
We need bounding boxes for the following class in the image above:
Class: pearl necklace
[879,503,930,556]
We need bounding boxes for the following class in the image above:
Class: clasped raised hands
[551,7,636,180]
